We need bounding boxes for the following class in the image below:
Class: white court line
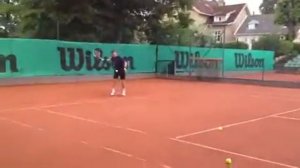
[135,157,147,162]
[273,116,300,121]
[160,164,172,168]
[38,128,45,131]
[0,116,33,128]
[0,106,38,113]
[251,92,300,100]
[0,96,150,114]
[36,108,147,135]
[80,140,148,166]
[176,107,300,139]
[0,97,114,114]
[171,138,299,168]
[102,146,150,168]
[0,116,45,131]
[125,128,147,135]
[0,101,88,113]
[39,102,84,109]
[81,141,89,145]
[80,140,149,167]
[102,146,133,158]
[251,95,300,102]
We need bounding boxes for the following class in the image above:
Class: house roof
[235,14,288,36]
[193,1,247,25]
[207,4,246,25]
[193,0,219,16]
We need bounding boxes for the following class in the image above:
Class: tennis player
[94,49,127,96]
[110,50,127,96]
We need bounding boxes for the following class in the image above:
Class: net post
[188,56,192,77]
[166,64,169,77]
[221,58,224,78]
[188,43,192,77]
[174,60,177,76]
[189,57,194,77]
[262,62,265,81]
[155,44,159,73]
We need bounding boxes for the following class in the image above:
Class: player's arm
[95,56,112,61]
[124,60,128,71]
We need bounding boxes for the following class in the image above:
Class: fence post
[222,48,225,78]
[262,63,265,81]
[155,44,158,73]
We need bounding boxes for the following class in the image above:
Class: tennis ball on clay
[218,127,223,130]
[225,158,232,164]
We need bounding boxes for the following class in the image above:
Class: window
[248,20,259,30]
[214,16,225,22]
[248,23,258,30]
[248,24,254,30]
[214,31,223,43]
[280,35,286,40]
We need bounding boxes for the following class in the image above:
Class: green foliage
[278,40,294,56]
[0,0,20,37]
[150,21,193,46]
[293,43,300,53]
[1,0,195,43]
[275,0,300,40]
[224,41,248,49]
[253,35,294,57]
[260,0,278,14]
[212,41,248,49]
[193,34,214,47]
[290,50,299,57]
[149,18,210,47]
[253,35,281,51]
[145,1,195,44]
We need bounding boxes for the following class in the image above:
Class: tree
[253,35,294,57]
[275,0,300,40]
[253,35,280,50]
[141,0,194,44]
[14,0,194,43]
[260,0,278,14]
[0,0,20,37]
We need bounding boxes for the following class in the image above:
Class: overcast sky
[225,0,262,14]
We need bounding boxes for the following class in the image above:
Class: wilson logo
[57,47,135,71]
[0,54,19,73]
[235,53,264,68]
[174,50,200,69]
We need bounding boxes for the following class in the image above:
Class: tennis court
[224,71,300,82]
[0,78,300,168]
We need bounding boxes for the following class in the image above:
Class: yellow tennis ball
[225,158,232,164]
[218,127,223,130]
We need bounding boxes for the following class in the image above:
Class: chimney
[217,0,225,6]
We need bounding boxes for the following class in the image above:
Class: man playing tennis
[110,50,127,96]
[94,49,127,96]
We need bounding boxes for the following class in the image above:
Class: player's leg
[120,70,126,96]
[111,70,118,96]
[121,80,126,96]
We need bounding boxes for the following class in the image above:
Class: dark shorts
[113,69,126,80]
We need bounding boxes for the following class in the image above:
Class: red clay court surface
[225,71,300,82]
[0,78,300,168]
